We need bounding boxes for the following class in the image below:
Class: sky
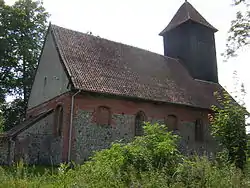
[5,0,250,119]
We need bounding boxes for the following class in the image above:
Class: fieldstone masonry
[14,113,62,165]
[0,140,9,165]
[0,95,217,166]
[72,109,215,163]
[73,110,135,163]
[178,121,215,156]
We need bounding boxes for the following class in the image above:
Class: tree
[211,90,248,170]
[0,1,17,103]
[1,98,25,131]
[224,0,250,58]
[0,0,49,130]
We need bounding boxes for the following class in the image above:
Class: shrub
[173,156,249,188]
[211,91,248,170]
[75,122,182,187]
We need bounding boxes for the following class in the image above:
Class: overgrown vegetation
[211,90,248,169]
[0,122,249,188]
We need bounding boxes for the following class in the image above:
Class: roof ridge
[50,24,75,87]
[50,24,177,61]
[185,1,190,19]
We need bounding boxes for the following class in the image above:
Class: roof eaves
[4,108,54,138]
[50,25,76,90]
[76,87,213,111]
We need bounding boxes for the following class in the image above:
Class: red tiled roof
[159,2,218,35]
[51,24,224,109]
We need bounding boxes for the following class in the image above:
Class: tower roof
[159,1,218,35]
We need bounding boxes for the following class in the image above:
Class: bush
[174,157,249,188]
[211,91,248,170]
[73,122,182,187]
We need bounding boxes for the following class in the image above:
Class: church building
[0,1,226,165]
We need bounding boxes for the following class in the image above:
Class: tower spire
[159,1,217,35]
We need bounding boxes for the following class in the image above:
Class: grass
[0,159,250,188]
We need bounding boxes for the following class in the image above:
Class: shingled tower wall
[160,1,218,83]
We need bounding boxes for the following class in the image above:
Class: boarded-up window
[166,115,178,131]
[54,105,63,137]
[195,119,203,142]
[135,111,146,136]
[96,106,111,126]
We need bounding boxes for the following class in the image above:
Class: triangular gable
[27,25,71,110]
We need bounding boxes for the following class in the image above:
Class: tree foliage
[224,0,250,58]
[211,90,248,170]
[0,0,49,130]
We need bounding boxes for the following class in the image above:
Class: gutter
[68,90,81,162]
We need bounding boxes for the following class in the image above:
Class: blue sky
[6,0,250,121]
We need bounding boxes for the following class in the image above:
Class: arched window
[195,119,203,142]
[96,106,111,126]
[166,115,178,131]
[54,105,63,137]
[135,111,146,136]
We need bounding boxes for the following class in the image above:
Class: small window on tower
[195,119,203,142]
[96,106,111,126]
[166,115,178,131]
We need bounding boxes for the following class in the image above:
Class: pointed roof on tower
[159,1,218,35]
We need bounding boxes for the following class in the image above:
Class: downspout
[68,90,81,162]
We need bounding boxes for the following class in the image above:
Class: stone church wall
[71,94,217,163]
[178,121,216,156]
[0,92,217,166]
[15,113,63,165]
[72,110,135,163]
[0,139,9,165]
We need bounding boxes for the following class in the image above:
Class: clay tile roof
[159,1,218,35]
[51,24,224,110]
